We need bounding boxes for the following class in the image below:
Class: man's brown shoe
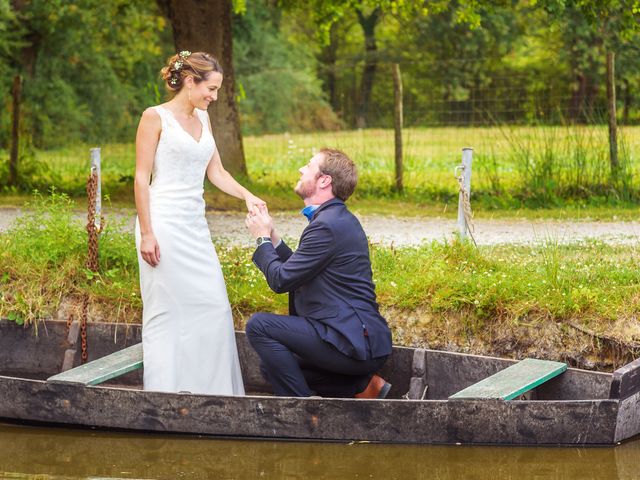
[355,375,392,399]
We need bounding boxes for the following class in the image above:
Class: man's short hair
[318,148,358,201]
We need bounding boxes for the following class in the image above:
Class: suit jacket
[252,198,392,360]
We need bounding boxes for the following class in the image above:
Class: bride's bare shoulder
[139,106,162,126]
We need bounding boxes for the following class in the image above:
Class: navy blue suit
[246,198,392,397]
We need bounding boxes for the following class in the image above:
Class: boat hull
[0,319,638,445]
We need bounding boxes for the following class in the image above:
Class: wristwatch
[256,236,272,247]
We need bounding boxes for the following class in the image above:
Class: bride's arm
[204,119,265,211]
[206,148,265,212]
[135,108,162,267]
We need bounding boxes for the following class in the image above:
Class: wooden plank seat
[449,358,567,400]
[48,343,143,386]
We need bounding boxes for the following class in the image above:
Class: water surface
[0,423,638,479]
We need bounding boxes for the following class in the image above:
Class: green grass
[2,193,640,369]
[2,125,639,217]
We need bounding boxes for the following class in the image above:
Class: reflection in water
[0,423,639,480]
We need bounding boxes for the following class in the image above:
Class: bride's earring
[187,87,194,118]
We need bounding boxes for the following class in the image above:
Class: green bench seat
[48,343,143,386]
[449,358,567,400]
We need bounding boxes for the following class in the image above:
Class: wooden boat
[1,318,639,445]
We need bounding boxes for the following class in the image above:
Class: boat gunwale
[0,374,622,406]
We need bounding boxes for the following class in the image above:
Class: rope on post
[455,148,477,247]
[456,171,477,246]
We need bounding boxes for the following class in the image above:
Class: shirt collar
[301,204,320,221]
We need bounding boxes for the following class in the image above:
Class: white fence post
[90,147,102,231]
[456,147,473,240]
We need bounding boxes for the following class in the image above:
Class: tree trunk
[569,73,587,123]
[10,0,40,78]
[161,0,247,175]
[392,64,403,193]
[355,7,381,129]
[318,23,340,113]
[9,75,22,187]
[606,51,618,180]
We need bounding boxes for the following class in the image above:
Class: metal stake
[456,148,473,240]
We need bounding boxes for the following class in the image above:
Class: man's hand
[246,205,273,238]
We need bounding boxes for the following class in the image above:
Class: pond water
[0,423,638,479]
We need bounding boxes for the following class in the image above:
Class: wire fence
[6,58,640,204]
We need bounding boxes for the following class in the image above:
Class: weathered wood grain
[449,359,567,400]
[610,358,640,400]
[48,343,143,386]
[0,376,620,445]
[406,348,428,399]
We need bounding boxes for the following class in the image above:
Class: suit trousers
[246,312,387,397]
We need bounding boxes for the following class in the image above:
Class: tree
[354,5,381,128]
[536,0,640,180]
[158,0,247,175]
[232,1,341,134]
[5,0,166,149]
[317,22,342,113]
[404,2,523,126]
[279,0,494,128]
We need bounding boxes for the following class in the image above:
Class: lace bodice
[148,105,216,217]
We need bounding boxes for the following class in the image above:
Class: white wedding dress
[135,105,245,396]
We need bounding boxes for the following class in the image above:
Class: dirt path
[2,206,639,246]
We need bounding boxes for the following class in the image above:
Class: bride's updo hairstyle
[160,51,223,95]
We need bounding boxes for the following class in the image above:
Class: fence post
[392,63,403,192]
[90,148,102,231]
[606,51,618,180]
[9,75,22,187]
[456,148,473,240]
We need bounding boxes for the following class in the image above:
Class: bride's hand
[140,233,161,267]
[244,192,266,213]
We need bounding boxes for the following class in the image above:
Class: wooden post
[9,75,22,187]
[606,51,619,180]
[90,148,102,231]
[457,148,473,240]
[392,63,403,192]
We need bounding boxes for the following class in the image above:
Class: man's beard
[294,175,319,200]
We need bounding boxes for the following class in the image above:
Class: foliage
[535,0,640,41]
[232,0,342,134]
[1,0,640,191]
[3,0,169,148]
[0,191,140,326]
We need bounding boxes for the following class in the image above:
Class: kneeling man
[245,148,392,398]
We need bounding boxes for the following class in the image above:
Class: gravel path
[1,206,639,246]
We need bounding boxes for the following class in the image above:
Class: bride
[134,51,261,395]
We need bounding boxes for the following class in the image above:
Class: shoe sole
[377,382,392,399]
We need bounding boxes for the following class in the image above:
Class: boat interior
[0,319,614,401]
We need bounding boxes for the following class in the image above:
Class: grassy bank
[2,193,640,370]
[2,125,640,214]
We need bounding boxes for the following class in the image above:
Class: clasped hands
[245,204,273,239]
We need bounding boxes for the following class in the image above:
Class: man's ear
[320,175,332,190]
